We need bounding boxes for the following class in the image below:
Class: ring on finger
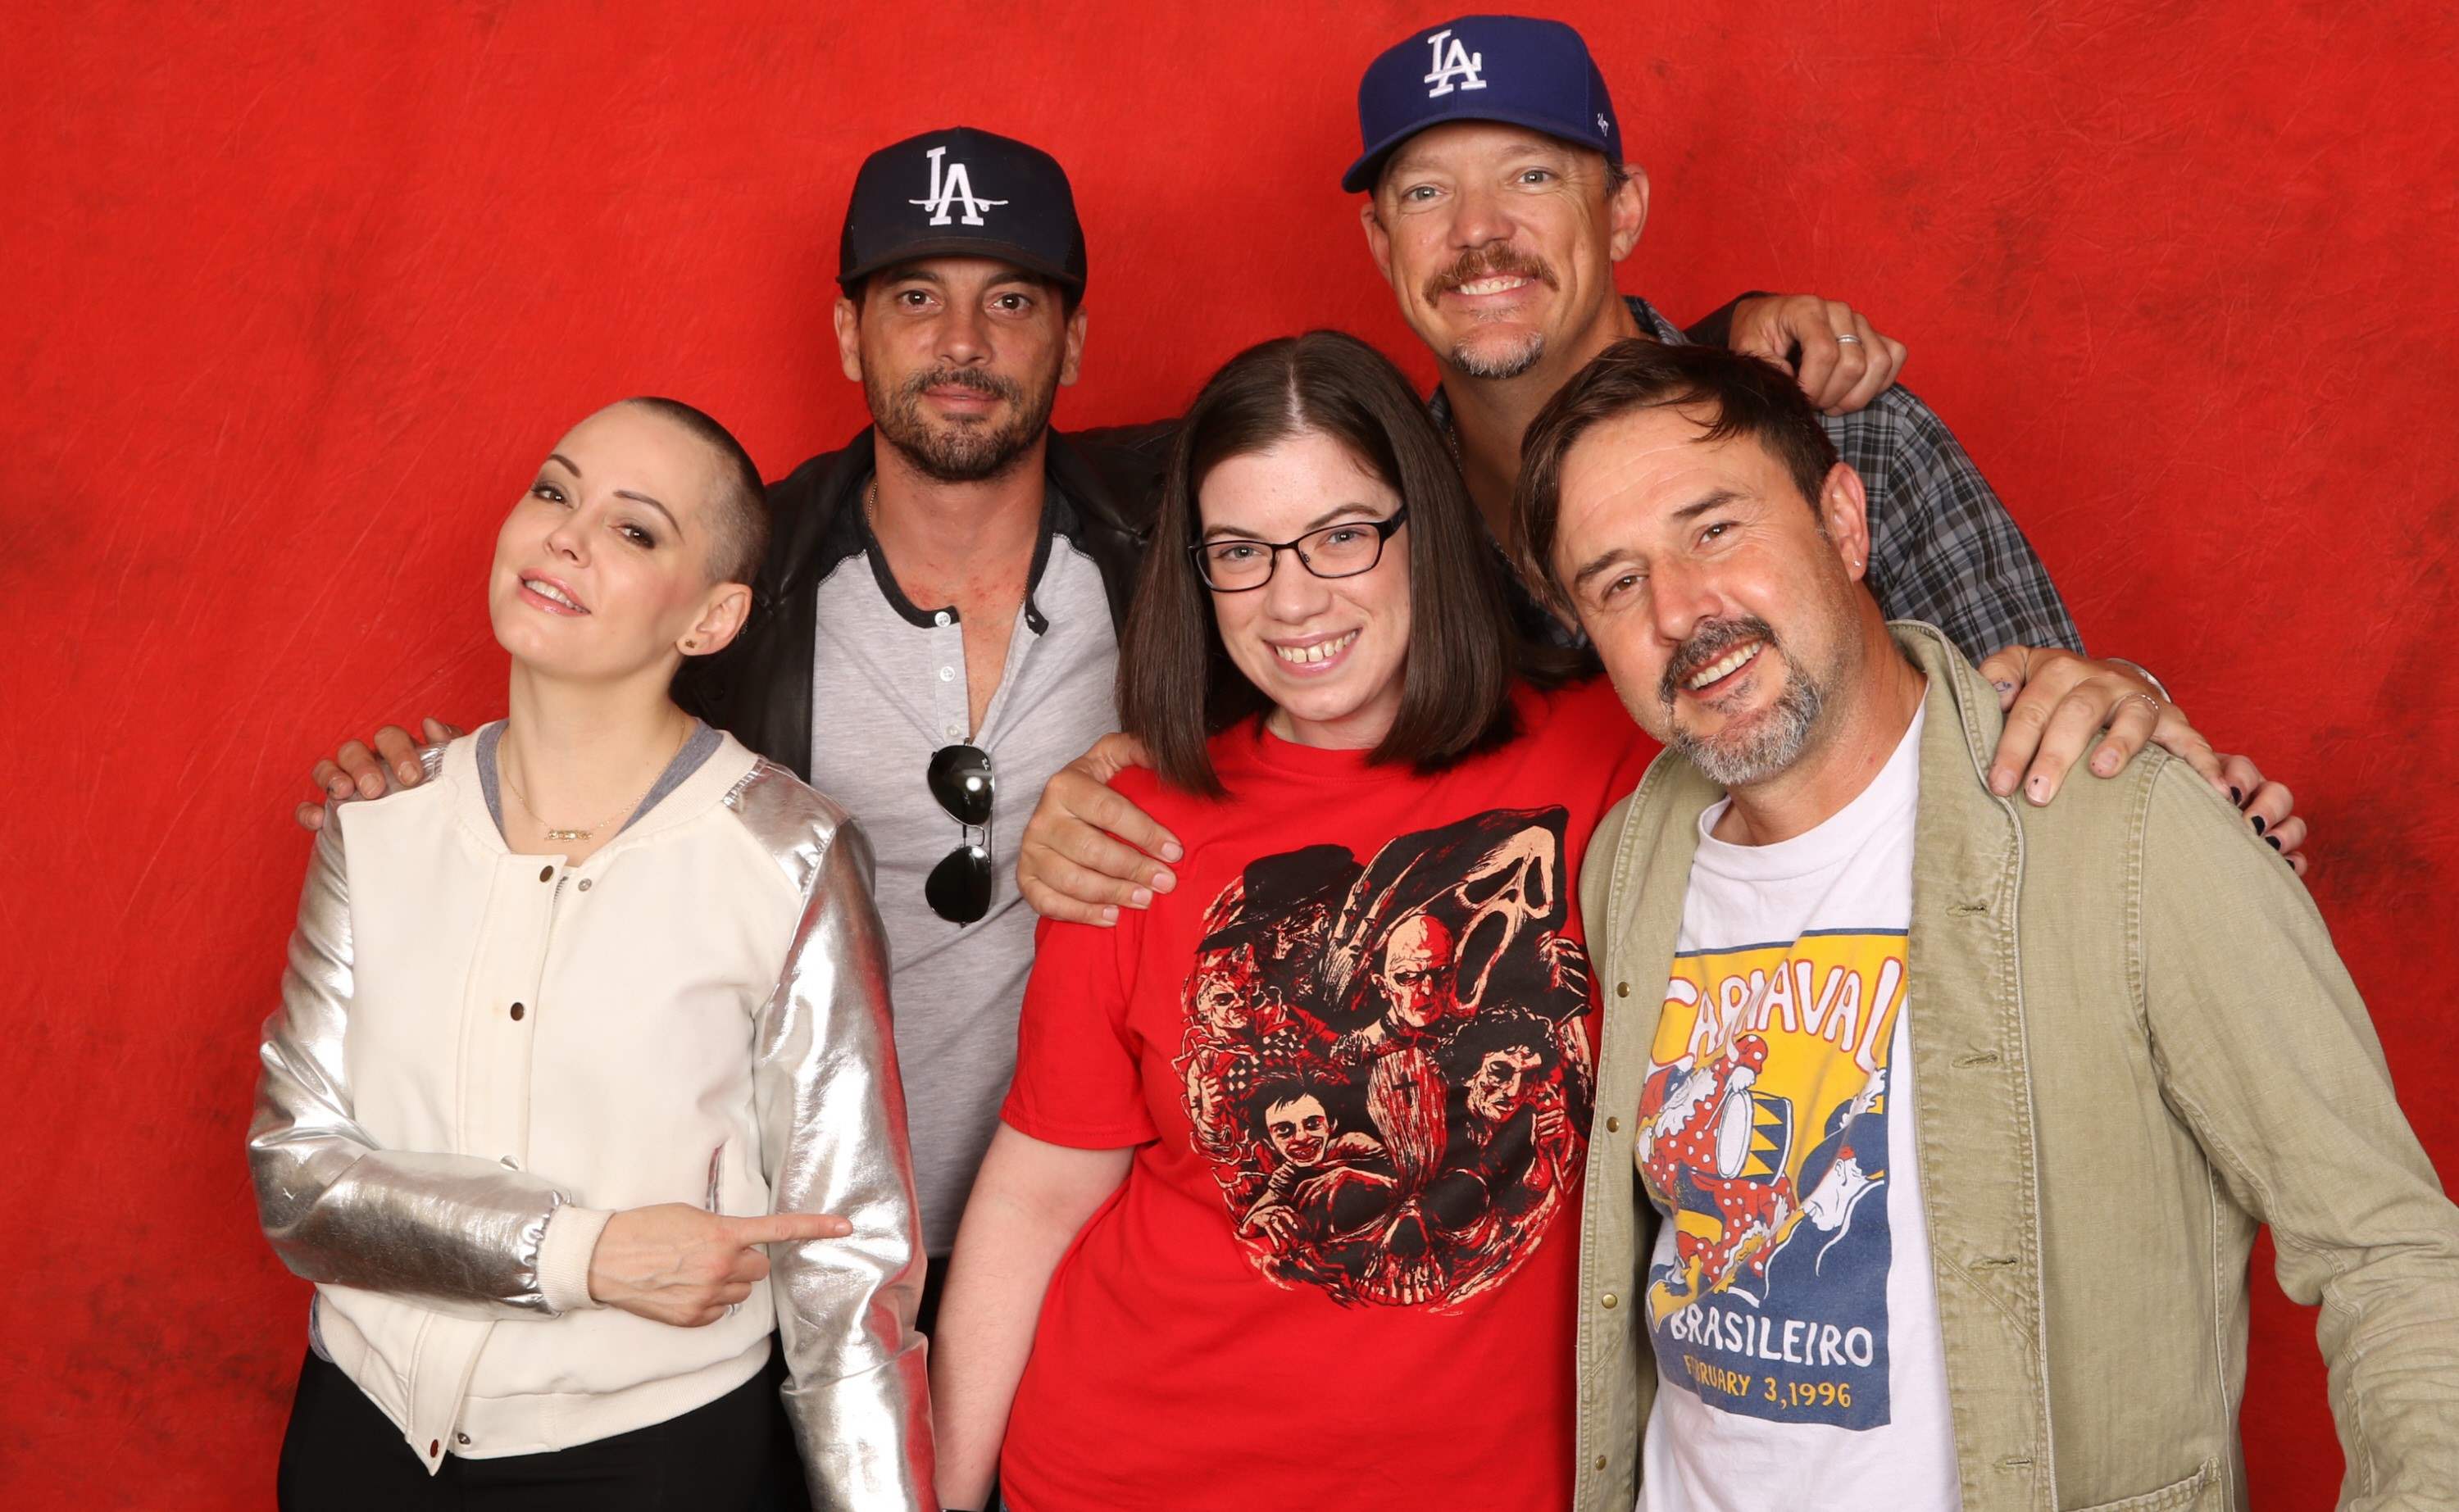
[2114,692,2162,721]
[1834,334,1862,345]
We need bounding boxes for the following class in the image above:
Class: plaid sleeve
[1829,387,2084,660]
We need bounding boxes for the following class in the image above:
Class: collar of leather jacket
[673,419,1178,778]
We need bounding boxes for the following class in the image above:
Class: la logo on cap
[909,144,1007,227]
[1422,27,1487,98]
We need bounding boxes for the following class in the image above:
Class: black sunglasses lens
[927,743,995,825]
[926,842,993,924]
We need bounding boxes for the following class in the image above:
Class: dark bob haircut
[1117,330,1520,796]
[1512,339,1840,611]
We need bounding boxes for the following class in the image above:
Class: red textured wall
[5,2,2452,1505]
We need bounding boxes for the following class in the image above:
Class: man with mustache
[1017,14,2303,924]
[669,131,1143,1346]
[296,126,1828,1337]
[1517,338,2459,1510]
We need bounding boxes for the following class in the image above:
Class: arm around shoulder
[2136,765,2459,1500]
[752,815,934,1511]
[1858,390,2084,662]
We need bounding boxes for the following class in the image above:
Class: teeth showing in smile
[1455,275,1532,296]
[525,578,584,611]
[1687,642,1761,690]
[1275,630,1358,666]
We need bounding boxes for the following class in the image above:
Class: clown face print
[1640,932,1911,1431]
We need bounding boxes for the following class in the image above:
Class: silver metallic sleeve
[736,774,934,1512]
[247,798,570,1320]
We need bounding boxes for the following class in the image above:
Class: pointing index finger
[729,1211,853,1247]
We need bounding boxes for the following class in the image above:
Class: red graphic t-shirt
[998,678,1655,1510]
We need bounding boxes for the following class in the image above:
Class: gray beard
[1449,329,1547,381]
[1671,662,1828,788]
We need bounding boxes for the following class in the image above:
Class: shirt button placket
[934,617,969,746]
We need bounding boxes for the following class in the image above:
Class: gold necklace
[501,723,686,845]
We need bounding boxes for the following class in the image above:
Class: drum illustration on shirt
[1638,932,1907,1428]
[1171,807,1596,1310]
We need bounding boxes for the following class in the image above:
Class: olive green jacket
[1572,621,2459,1511]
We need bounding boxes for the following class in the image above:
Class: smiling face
[488,403,750,684]
[835,256,1084,483]
[1198,429,1413,751]
[1361,121,1646,384]
[1548,404,1874,788]
[1263,1093,1334,1167]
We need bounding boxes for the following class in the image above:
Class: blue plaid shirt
[1434,296,2083,662]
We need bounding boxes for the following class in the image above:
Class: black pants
[277,1348,773,1511]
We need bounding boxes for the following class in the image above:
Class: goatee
[867,363,1057,483]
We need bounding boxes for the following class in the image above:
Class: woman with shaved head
[248,399,930,1510]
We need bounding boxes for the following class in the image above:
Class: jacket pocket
[2066,1459,2218,1512]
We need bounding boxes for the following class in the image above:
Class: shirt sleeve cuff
[538,1204,615,1314]
[1000,1101,1156,1151]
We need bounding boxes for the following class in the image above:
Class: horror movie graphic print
[1639,931,1907,1428]
[1172,807,1595,1309]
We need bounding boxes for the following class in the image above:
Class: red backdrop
[4,2,2453,1505]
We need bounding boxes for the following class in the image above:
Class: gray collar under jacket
[673,420,1174,780]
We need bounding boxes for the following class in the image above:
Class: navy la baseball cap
[839,127,1088,294]
[1342,16,1623,193]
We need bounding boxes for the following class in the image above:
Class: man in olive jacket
[1514,338,2459,1510]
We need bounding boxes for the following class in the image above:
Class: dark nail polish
[2229,786,2243,805]
[2266,835,2282,851]
[2251,815,2266,836]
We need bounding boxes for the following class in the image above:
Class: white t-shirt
[1635,706,1961,1511]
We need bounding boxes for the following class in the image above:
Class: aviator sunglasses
[925,743,995,924]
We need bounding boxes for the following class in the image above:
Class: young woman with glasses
[928,332,1654,1510]
[248,398,932,1510]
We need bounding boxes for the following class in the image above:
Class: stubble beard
[1449,329,1548,380]
[866,363,1058,484]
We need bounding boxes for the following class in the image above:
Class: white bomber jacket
[248,729,933,1507]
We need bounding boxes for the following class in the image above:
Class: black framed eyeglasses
[1189,506,1409,593]
[925,743,994,924]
